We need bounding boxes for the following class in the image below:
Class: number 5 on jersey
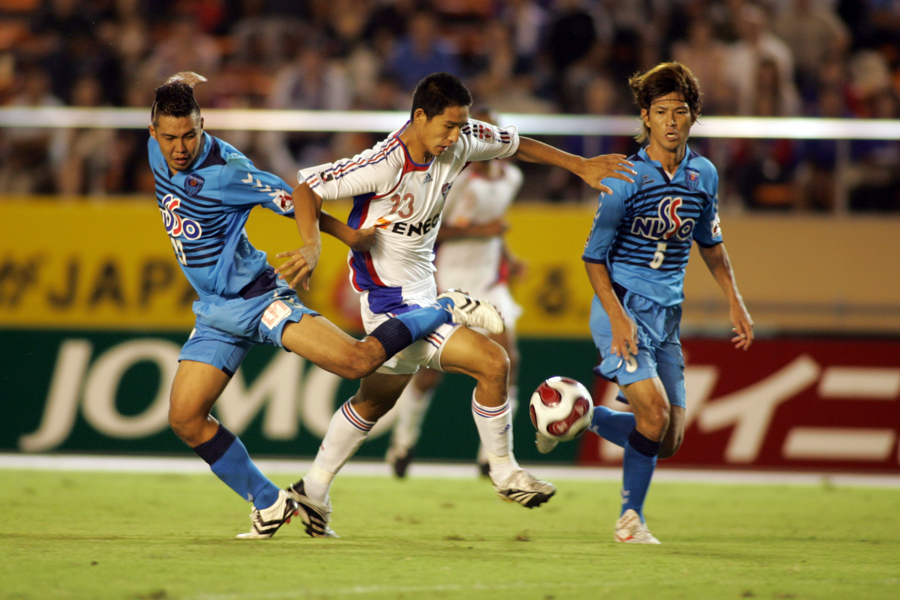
[649,242,667,269]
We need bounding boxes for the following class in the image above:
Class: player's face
[641,93,693,154]
[414,105,470,161]
[149,114,205,174]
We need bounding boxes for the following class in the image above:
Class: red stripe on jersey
[333,137,400,178]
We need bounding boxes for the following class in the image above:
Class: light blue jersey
[149,132,296,301]
[582,145,722,307]
[149,132,315,374]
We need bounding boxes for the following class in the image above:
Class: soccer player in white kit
[385,107,526,478]
[276,73,636,537]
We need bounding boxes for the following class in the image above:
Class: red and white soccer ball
[529,376,594,441]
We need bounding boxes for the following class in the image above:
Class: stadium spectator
[671,16,736,115]
[146,71,501,539]
[773,0,851,99]
[385,8,461,92]
[261,41,353,177]
[726,3,800,117]
[57,74,115,197]
[0,63,65,194]
[539,62,754,544]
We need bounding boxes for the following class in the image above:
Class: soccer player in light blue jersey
[148,73,505,539]
[539,63,754,543]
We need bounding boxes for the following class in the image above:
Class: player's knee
[635,397,670,439]
[659,434,683,459]
[168,404,204,444]
[479,343,510,386]
[337,341,383,380]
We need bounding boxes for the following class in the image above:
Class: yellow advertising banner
[3,199,899,335]
[0,199,599,336]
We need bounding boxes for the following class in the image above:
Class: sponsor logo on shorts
[262,300,292,330]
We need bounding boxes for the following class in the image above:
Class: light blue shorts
[181,284,318,376]
[589,286,686,409]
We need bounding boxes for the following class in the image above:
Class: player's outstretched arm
[320,211,376,252]
[698,243,754,350]
[585,261,639,357]
[276,182,323,291]
[514,137,636,195]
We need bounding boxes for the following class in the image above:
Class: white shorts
[361,278,462,375]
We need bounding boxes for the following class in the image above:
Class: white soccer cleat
[235,489,299,539]
[614,509,661,544]
[437,289,505,334]
[492,469,556,508]
[285,479,339,538]
[535,432,559,454]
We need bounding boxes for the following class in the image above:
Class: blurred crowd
[0,0,899,211]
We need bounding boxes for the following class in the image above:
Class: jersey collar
[638,144,692,182]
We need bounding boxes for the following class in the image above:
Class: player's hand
[349,226,377,252]
[609,314,639,358]
[729,301,754,350]
[578,154,636,195]
[275,244,320,291]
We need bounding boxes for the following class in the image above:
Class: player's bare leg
[170,361,297,538]
[659,405,685,459]
[440,327,555,507]
[280,315,389,380]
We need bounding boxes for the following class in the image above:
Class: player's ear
[413,108,427,125]
[148,124,157,140]
[199,116,204,131]
[640,108,649,127]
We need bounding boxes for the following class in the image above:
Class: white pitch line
[1,453,899,488]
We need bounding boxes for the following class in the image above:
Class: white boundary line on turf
[1,453,899,488]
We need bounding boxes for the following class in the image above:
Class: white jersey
[299,118,519,318]
[435,162,523,294]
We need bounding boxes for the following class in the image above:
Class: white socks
[305,400,373,503]
[389,382,436,454]
[471,390,519,484]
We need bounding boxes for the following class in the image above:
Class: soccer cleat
[492,469,556,508]
[535,432,559,454]
[437,289,505,334]
[614,509,661,544]
[386,446,413,478]
[285,479,338,538]
[477,461,490,478]
[235,489,299,539]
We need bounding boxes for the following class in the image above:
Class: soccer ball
[529,376,593,441]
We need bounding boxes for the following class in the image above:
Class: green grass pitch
[1,467,899,600]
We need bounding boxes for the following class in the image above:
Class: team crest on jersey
[184,173,205,197]
[473,123,494,141]
[441,183,452,199]
[685,168,700,191]
[631,196,696,241]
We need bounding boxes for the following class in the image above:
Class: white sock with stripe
[304,400,374,503]
[471,392,519,485]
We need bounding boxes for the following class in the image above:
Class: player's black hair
[151,81,201,126]
[628,62,702,144]
[410,72,472,121]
